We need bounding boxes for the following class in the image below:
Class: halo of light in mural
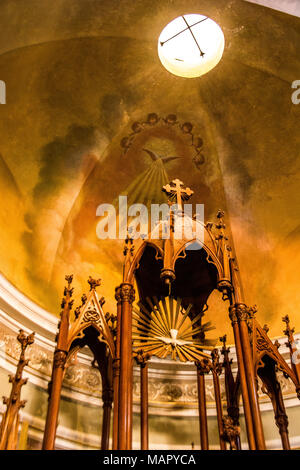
[158,14,225,78]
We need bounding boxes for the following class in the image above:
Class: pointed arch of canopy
[251,317,298,387]
[67,286,115,358]
[43,276,115,451]
[124,235,225,286]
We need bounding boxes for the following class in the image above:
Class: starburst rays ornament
[132,296,216,362]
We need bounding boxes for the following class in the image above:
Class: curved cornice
[1,272,300,449]
[0,273,57,339]
[0,271,296,362]
[0,273,299,408]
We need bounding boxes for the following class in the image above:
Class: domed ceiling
[0,0,300,343]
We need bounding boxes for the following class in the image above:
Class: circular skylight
[158,14,225,78]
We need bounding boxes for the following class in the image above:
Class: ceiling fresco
[0,0,300,343]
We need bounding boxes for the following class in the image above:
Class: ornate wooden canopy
[38,178,300,452]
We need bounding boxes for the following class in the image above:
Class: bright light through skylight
[158,14,225,78]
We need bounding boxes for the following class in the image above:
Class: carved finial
[282,315,295,338]
[195,357,211,375]
[124,231,134,256]
[63,274,74,300]
[248,305,257,319]
[222,416,240,450]
[88,276,101,291]
[65,274,73,285]
[220,335,227,349]
[215,210,227,242]
[123,231,135,269]
[74,306,80,319]
[219,334,232,364]
[211,348,222,375]
[217,210,225,220]
[135,349,150,367]
[274,339,281,350]
[127,227,134,240]
[263,324,269,334]
[105,312,117,335]
[0,330,34,449]
[282,314,290,326]
[205,221,214,230]
[162,179,194,209]
[17,330,35,351]
[74,293,88,319]
[211,348,219,363]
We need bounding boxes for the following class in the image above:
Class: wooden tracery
[42,276,115,450]
[249,312,300,450]
[113,179,300,451]
[40,178,300,451]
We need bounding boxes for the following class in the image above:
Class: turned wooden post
[42,275,73,450]
[258,359,291,451]
[140,362,148,450]
[220,335,241,450]
[101,387,113,450]
[196,359,210,450]
[282,315,300,398]
[236,304,265,450]
[229,306,256,449]
[112,286,121,449]
[273,375,290,450]
[127,341,133,450]
[0,330,34,450]
[118,282,135,450]
[135,350,150,450]
[230,259,265,450]
[42,350,67,449]
[222,415,240,450]
[276,410,290,450]
[211,349,226,450]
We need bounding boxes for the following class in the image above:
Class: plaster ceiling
[0,0,299,343]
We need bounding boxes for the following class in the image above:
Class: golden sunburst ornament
[132,296,216,362]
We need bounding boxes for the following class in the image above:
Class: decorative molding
[0,273,57,339]
[120,283,135,304]
[0,275,300,418]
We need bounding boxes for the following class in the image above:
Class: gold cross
[162,179,194,209]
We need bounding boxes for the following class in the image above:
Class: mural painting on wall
[120,112,205,170]
[0,103,225,312]
[49,112,226,316]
